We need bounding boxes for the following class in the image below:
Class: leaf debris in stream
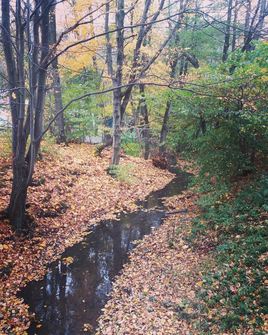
[0,143,174,334]
[96,189,206,335]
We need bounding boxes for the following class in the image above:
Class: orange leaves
[0,142,173,334]
[83,323,93,332]
[0,243,9,251]
[62,256,74,265]
[97,186,206,335]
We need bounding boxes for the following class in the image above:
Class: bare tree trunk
[9,153,29,231]
[244,0,252,42]
[160,101,172,153]
[159,0,194,153]
[139,84,150,160]
[52,67,66,143]
[159,40,181,152]
[111,0,125,165]
[112,88,122,165]
[222,0,233,62]
[242,0,268,51]
[50,2,66,144]
[1,0,18,154]
[232,0,239,51]
[2,0,29,232]
[243,0,253,51]
[1,0,51,232]
[256,0,267,39]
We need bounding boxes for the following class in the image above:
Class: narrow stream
[20,171,189,335]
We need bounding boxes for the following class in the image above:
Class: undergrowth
[122,142,142,157]
[40,135,61,158]
[107,164,137,184]
[190,174,268,334]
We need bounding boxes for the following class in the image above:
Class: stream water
[20,170,189,335]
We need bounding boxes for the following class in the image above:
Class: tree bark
[52,67,66,143]
[9,155,29,232]
[160,101,172,153]
[139,84,150,160]
[111,0,125,165]
[112,88,122,165]
[222,0,233,62]
[1,0,19,154]
[1,0,52,232]
[232,0,239,51]
[50,3,66,143]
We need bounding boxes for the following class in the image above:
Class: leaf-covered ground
[0,141,174,334]
[96,173,267,335]
[96,188,207,335]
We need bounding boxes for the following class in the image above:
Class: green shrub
[121,130,142,157]
[192,174,268,334]
[107,164,137,184]
[122,142,142,157]
[167,42,268,181]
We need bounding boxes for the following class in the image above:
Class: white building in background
[0,95,11,129]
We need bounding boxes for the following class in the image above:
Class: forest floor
[96,169,268,335]
[96,183,207,335]
[0,138,174,334]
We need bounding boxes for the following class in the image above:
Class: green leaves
[61,69,104,141]
[193,174,268,333]
[168,41,268,182]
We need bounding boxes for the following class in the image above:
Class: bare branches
[45,1,110,66]
[46,8,190,68]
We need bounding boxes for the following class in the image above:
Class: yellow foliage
[58,0,99,73]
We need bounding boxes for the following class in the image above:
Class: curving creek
[19,170,189,335]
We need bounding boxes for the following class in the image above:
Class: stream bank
[19,171,189,334]
[96,188,205,335]
[0,143,174,334]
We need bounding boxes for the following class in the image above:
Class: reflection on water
[20,172,189,335]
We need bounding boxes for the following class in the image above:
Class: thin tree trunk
[50,2,66,143]
[111,0,125,165]
[243,0,252,51]
[159,39,181,153]
[159,0,191,154]
[222,0,233,62]
[112,88,122,165]
[52,67,66,143]
[1,0,19,154]
[256,0,267,39]
[160,101,172,153]
[139,84,150,160]
[232,0,239,51]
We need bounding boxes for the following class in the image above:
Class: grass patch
[107,164,137,184]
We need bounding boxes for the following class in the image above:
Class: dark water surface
[20,171,189,335]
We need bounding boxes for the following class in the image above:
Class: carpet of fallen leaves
[96,166,266,335]
[96,188,208,335]
[0,142,174,335]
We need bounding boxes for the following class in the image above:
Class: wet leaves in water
[0,143,174,334]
